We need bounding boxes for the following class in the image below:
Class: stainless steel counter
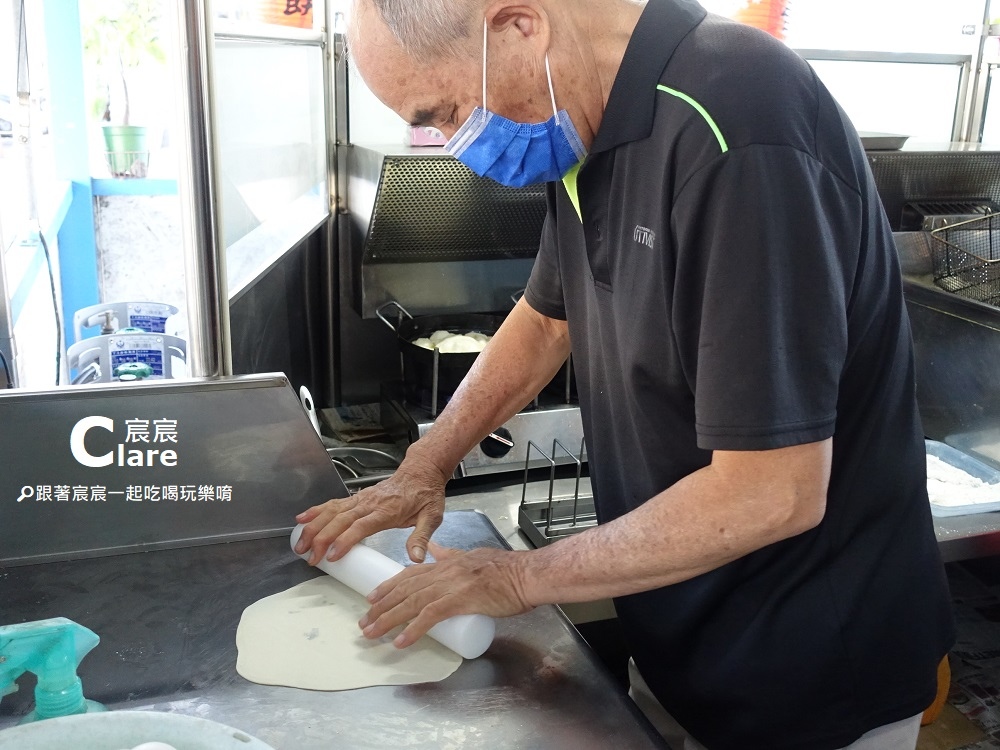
[0,508,665,749]
[935,512,1000,562]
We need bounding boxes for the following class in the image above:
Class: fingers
[394,600,457,649]
[426,541,459,561]
[323,509,394,562]
[359,550,464,642]
[308,507,367,564]
[358,548,532,649]
[364,563,435,611]
[294,467,446,566]
[294,503,324,524]
[293,499,338,553]
[361,571,456,644]
[294,496,360,564]
[406,506,445,563]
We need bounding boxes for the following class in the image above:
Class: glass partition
[212,39,328,296]
[783,0,983,55]
[979,66,1000,143]
[702,0,989,143]
[805,58,966,141]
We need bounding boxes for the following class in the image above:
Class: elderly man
[296,0,955,747]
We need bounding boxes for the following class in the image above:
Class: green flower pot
[102,124,148,178]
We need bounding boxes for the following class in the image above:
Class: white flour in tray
[927,454,1000,507]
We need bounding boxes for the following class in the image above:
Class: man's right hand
[293,300,569,567]
[293,452,449,565]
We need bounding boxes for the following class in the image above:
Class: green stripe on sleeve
[562,162,583,222]
[656,84,729,154]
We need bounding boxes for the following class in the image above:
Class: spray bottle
[0,617,107,724]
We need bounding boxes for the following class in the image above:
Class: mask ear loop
[544,55,560,124]
[482,20,488,110]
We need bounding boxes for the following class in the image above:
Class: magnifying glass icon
[16,486,34,503]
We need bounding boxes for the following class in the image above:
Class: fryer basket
[931,212,1000,305]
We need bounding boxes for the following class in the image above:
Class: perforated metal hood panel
[868,150,1000,230]
[365,154,548,263]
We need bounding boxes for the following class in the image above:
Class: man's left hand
[359,542,535,648]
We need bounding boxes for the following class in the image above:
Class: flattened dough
[236,577,461,691]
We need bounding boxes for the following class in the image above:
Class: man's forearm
[407,298,571,479]
[516,439,832,606]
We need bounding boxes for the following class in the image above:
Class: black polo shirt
[524,1,955,748]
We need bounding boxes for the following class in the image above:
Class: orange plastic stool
[921,655,951,726]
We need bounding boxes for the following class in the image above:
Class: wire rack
[104,151,150,179]
[517,439,595,547]
[931,213,1000,305]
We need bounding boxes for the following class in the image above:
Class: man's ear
[486,2,551,52]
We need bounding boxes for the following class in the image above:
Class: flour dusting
[927,454,1000,508]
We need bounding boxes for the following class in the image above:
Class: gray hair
[359,0,485,57]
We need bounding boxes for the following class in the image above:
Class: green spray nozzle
[0,617,107,723]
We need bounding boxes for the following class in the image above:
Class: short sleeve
[672,144,860,451]
[524,184,567,320]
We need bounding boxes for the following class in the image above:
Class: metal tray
[926,439,1000,518]
[859,131,910,150]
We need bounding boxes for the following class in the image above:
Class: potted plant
[82,0,166,177]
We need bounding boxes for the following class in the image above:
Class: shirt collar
[589,0,708,155]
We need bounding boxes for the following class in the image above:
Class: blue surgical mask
[445,21,587,188]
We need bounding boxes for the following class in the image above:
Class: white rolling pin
[289,525,495,659]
